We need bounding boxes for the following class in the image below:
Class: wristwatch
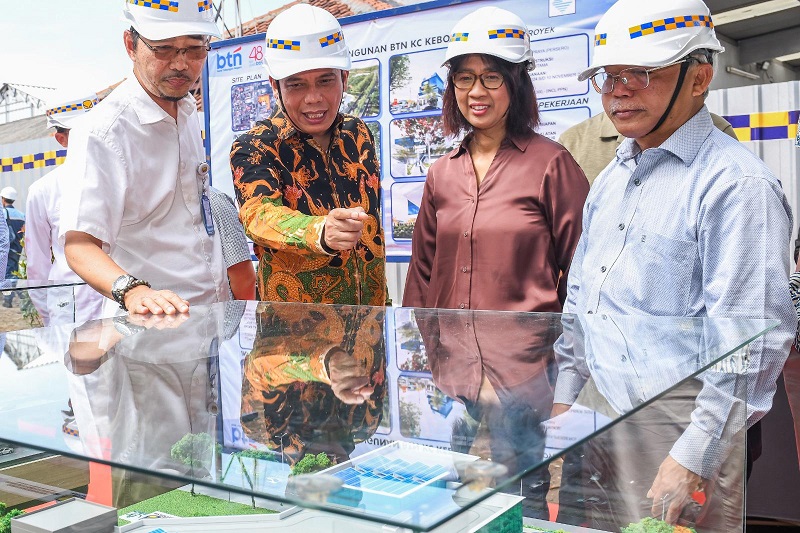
[112,315,146,337]
[111,274,151,311]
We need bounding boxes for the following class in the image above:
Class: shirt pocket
[610,229,698,316]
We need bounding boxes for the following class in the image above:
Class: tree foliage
[290,452,333,475]
[0,506,23,533]
[389,55,412,92]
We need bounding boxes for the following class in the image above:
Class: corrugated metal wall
[707,80,800,255]
[0,136,64,208]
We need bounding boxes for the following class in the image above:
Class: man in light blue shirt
[553,0,795,529]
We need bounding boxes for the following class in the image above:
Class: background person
[26,93,105,325]
[230,4,387,306]
[61,0,228,316]
[553,0,794,529]
[403,6,589,312]
[206,186,256,300]
[1,186,24,307]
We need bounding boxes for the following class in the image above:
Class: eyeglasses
[136,33,210,61]
[590,59,695,94]
[452,71,505,90]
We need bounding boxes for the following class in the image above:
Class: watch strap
[113,277,151,311]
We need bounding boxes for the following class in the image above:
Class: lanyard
[197,162,215,236]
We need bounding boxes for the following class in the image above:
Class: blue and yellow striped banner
[0,150,67,174]
[128,0,179,13]
[630,15,713,39]
[723,110,800,142]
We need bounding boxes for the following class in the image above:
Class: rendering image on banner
[390,116,460,179]
[342,59,380,118]
[231,80,274,132]
[389,49,448,115]
[398,375,464,443]
[389,182,425,242]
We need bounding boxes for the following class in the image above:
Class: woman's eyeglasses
[452,72,505,90]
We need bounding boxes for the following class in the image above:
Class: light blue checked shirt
[554,106,795,478]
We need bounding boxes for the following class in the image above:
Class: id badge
[201,192,215,236]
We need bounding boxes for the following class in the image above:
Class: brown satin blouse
[403,132,589,312]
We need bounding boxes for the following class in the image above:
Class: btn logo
[216,46,243,72]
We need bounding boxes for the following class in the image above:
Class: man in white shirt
[26,94,105,325]
[61,0,228,316]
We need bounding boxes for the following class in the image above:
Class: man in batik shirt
[230,4,386,305]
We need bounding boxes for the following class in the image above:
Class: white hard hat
[123,0,221,41]
[1,187,17,202]
[444,7,534,68]
[46,93,99,129]
[263,5,351,81]
[578,0,724,81]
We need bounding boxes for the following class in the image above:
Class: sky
[1,0,287,100]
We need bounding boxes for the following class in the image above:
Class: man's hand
[324,207,368,251]
[328,348,373,405]
[124,285,190,315]
[126,310,190,330]
[647,455,703,524]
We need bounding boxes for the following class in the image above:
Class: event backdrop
[204,0,611,260]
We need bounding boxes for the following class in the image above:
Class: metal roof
[707,0,800,68]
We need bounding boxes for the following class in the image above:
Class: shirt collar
[450,131,533,159]
[128,77,195,125]
[272,108,345,142]
[615,106,713,165]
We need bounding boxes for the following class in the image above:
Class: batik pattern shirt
[241,304,386,465]
[230,110,386,306]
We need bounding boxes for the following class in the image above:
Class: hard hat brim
[266,56,351,81]
[124,11,221,40]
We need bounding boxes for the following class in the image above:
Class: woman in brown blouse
[403,6,589,312]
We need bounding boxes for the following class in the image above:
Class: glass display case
[0,296,777,532]
[0,279,89,333]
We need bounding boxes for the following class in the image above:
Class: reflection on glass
[0,298,775,532]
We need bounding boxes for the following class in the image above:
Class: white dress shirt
[59,78,228,315]
[26,165,104,325]
[555,107,795,478]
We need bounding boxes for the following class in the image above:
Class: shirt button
[459,303,465,309]
[587,310,593,314]
[463,232,469,237]
[634,178,641,186]
[180,162,186,170]
[470,197,475,203]
[461,267,468,273]
[618,223,625,230]
[600,266,607,273]
[621,355,627,362]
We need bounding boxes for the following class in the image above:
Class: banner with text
[205,0,611,260]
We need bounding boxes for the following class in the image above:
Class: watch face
[113,275,134,294]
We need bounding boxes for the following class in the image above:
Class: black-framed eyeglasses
[452,71,505,90]
[590,59,696,94]
[135,31,211,61]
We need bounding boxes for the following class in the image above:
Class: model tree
[170,432,216,496]
[0,502,23,533]
[290,452,332,476]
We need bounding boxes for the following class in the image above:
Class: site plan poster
[205,0,611,260]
